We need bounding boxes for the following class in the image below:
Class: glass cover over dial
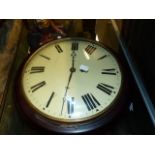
[21,38,122,123]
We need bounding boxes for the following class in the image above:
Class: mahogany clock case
[15,37,128,134]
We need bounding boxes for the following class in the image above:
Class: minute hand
[61,51,76,115]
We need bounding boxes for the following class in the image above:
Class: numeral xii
[71,42,79,51]
[102,68,117,75]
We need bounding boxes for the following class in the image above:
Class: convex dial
[21,38,122,123]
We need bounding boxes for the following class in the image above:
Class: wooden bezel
[15,37,128,133]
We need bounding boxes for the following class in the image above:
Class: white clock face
[21,38,122,122]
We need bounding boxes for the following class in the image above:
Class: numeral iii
[101,68,117,75]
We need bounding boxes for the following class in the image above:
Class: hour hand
[61,43,78,115]
[61,71,73,115]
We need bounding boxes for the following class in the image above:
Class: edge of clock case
[15,37,128,134]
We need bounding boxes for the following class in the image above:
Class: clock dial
[20,38,123,124]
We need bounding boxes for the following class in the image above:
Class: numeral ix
[30,66,45,73]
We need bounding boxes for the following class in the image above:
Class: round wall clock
[16,38,126,133]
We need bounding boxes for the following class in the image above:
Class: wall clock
[16,37,126,133]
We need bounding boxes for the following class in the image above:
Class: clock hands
[61,47,77,115]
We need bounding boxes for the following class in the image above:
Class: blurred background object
[0,20,22,105]
[95,19,122,52]
[0,19,123,106]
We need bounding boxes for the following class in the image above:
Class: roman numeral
[97,83,114,95]
[39,54,50,60]
[46,92,55,108]
[101,68,117,75]
[55,44,63,53]
[85,45,96,55]
[82,93,100,111]
[31,81,46,92]
[71,42,79,51]
[67,97,74,116]
[98,54,107,60]
[30,66,45,73]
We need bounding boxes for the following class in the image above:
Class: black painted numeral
[31,81,46,92]
[71,42,79,51]
[102,68,117,75]
[46,92,55,108]
[39,54,50,60]
[55,45,63,53]
[82,93,100,111]
[30,66,45,73]
[85,45,96,55]
[97,83,114,95]
[67,97,74,116]
[98,55,107,60]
